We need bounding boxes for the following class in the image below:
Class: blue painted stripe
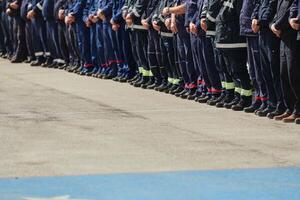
[0,167,300,200]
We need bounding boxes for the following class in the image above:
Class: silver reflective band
[207,13,216,22]
[132,25,147,30]
[45,52,51,56]
[160,32,173,37]
[35,52,43,57]
[206,31,216,36]
[223,1,234,9]
[216,43,247,48]
[132,8,140,18]
[37,3,43,10]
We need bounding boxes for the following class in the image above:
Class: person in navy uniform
[162,0,198,99]
[110,0,136,82]
[290,0,300,124]
[125,0,151,87]
[0,0,14,59]
[42,0,65,68]
[6,0,27,62]
[215,0,253,111]
[251,0,286,118]
[199,0,231,106]
[65,0,94,75]
[188,0,222,102]
[151,0,182,93]
[240,0,267,113]
[27,0,52,66]
[54,0,70,69]
[96,0,120,79]
[20,0,36,63]
[267,0,300,123]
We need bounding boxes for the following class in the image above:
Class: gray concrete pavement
[0,58,299,178]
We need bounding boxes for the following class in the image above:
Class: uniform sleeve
[99,0,112,17]
[259,0,277,26]
[54,0,66,19]
[273,3,292,30]
[206,0,221,23]
[113,0,125,23]
[200,0,208,19]
[251,0,260,20]
[71,0,86,18]
[82,0,91,22]
[33,0,44,13]
[130,0,148,18]
[290,0,299,19]
[185,0,197,27]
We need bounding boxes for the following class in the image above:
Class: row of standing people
[0,0,300,124]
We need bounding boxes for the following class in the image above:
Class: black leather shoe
[215,95,234,108]
[147,81,161,90]
[141,78,154,89]
[244,101,262,113]
[232,97,252,111]
[197,95,211,103]
[30,60,44,67]
[295,118,300,124]
[175,89,188,97]
[266,109,285,119]
[134,77,149,87]
[257,107,276,117]
[207,94,221,106]
[224,95,240,109]
[170,86,183,95]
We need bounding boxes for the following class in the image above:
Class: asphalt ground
[0,59,299,200]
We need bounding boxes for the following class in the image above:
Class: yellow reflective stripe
[241,89,253,97]
[221,81,226,88]
[226,82,235,90]
[173,79,180,85]
[143,70,152,76]
[168,78,174,83]
[235,87,242,94]
[149,71,153,77]
[138,67,143,73]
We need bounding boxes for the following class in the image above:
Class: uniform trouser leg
[66,24,80,65]
[135,29,149,76]
[46,19,57,60]
[176,33,189,85]
[101,21,117,73]
[90,24,98,67]
[182,31,197,87]
[47,19,64,62]
[280,34,300,115]
[1,13,13,55]
[0,19,5,54]
[95,22,106,68]
[221,49,252,99]
[57,22,69,64]
[200,36,222,93]
[195,36,210,90]
[31,19,45,59]
[14,17,27,59]
[172,36,182,81]
[160,35,177,83]
[259,30,285,110]
[246,36,267,101]
[25,21,35,60]
[147,29,161,81]
[120,25,136,76]
[191,34,202,80]
[128,30,140,73]
[7,16,15,55]
[109,24,123,74]
[35,18,50,58]
[76,21,92,66]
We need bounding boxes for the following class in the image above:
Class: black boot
[232,96,252,111]
[244,100,262,113]
[224,94,240,109]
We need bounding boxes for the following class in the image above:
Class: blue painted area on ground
[0,167,300,200]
